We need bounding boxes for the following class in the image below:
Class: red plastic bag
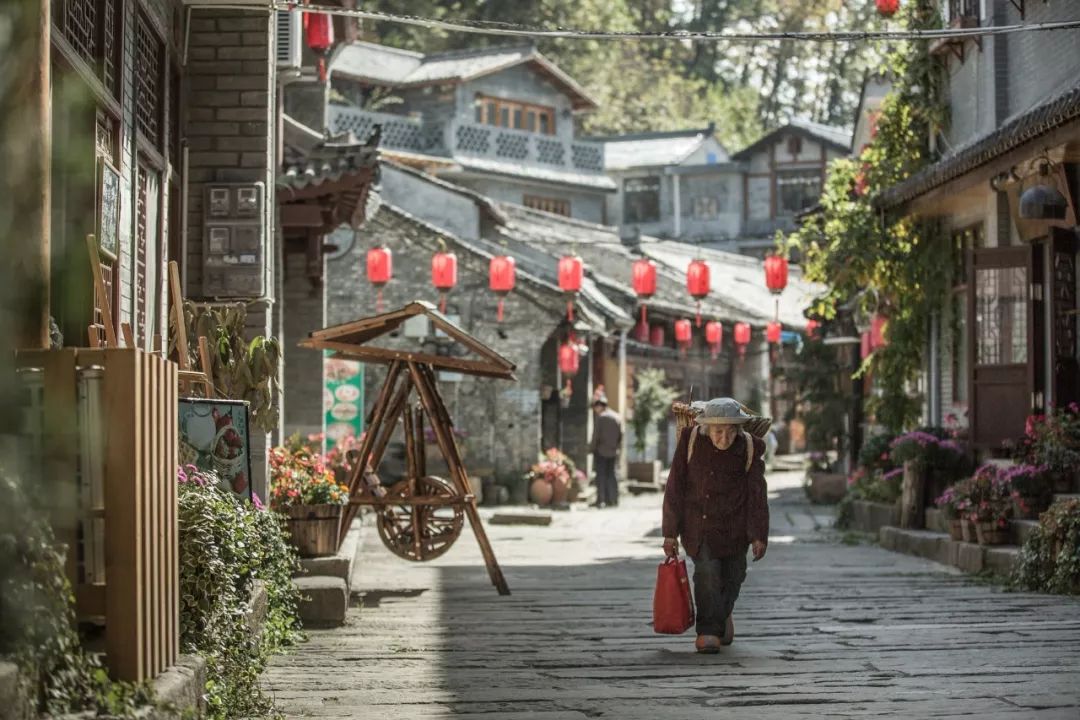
[653,556,695,634]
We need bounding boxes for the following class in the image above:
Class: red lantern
[649,325,665,348]
[632,319,649,343]
[705,320,723,358]
[631,258,657,323]
[805,319,821,338]
[558,254,583,322]
[558,341,579,376]
[674,319,692,344]
[303,11,334,82]
[764,255,789,295]
[366,246,392,311]
[432,251,457,313]
[734,322,751,357]
[875,0,900,18]
[686,259,710,326]
[870,314,888,349]
[767,321,782,344]
[489,255,516,322]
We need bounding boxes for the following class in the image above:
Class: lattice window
[571,144,603,172]
[495,132,529,161]
[136,168,150,345]
[101,0,118,94]
[455,124,491,155]
[95,110,116,164]
[975,266,1028,366]
[135,11,164,147]
[1053,250,1077,361]
[63,0,97,72]
[536,138,565,166]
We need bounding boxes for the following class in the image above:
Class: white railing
[326,106,606,175]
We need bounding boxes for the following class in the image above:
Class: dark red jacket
[662,428,769,558]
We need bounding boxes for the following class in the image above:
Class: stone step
[295,575,349,628]
[298,517,363,586]
[1053,493,1080,503]
[878,526,1021,577]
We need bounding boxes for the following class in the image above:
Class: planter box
[283,504,343,558]
[805,471,847,504]
[628,460,662,485]
[850,500,901,534]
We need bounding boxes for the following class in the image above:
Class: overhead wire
[268,3,1080,44]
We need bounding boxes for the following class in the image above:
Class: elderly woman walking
[662,398,770,653]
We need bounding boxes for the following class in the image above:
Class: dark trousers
[594,455,618,506]
[691,543,747,637]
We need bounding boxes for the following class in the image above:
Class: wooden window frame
[523,195,570,217]
[950,224,982,403]
[475,94,556,135]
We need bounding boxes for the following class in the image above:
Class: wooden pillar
[4,0,51,350]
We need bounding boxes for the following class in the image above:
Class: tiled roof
[330,42,596,110]
[279,115,379,192]
[877,76,1080,209]
[598,131,709,171]
[733,120,852,160]
[450,156,617,191]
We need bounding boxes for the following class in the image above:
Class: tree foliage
[785,1,949,432]
[357,0,888,148]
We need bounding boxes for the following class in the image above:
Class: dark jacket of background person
[662,428,769,558]
[590,408,623,458]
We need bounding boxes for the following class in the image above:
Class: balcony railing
[450,120,605,174]
[326,106,606,176]
[328,105,447,155]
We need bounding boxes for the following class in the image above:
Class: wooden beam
[86,235,117,347]
[407,361,509,595]
[302,339,516,380]
[168,262,189,371]
[279,203,327,228]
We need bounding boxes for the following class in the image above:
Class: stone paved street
[264,470,1080,719]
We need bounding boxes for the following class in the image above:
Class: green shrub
[1014,498,1080,595]
[177,465,301,719]
[0,468,152,717]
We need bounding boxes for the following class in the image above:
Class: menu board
[324,355,364,451]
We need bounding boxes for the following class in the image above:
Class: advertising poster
[178,398,253,501]
[324,355,364,451]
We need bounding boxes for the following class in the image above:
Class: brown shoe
[720,615,734,646]
[695,634,720,654]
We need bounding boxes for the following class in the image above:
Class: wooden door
[1048,228,1079,407]
[969,246,1033,449]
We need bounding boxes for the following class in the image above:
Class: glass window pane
[526,110,536,132]
[975,266,1028,365]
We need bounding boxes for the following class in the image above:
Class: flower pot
[551,475,569,505]
[529,478,553,506]
[960,518,977,543]
[282,503,342,557]
[974,520,1009,546]
[947,518,964,542]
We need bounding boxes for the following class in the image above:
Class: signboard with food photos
[324,355,364,452]
[178,398,253,501]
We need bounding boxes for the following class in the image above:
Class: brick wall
[183,9,276,496]
[319,207,567,483]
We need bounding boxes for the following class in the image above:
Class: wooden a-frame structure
[300,301,511,595]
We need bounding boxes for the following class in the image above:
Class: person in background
[661,397,769,653]
[589,394,622,508]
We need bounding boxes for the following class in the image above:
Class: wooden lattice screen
[17,348,179,682]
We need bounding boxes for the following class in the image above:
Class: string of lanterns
[363,242,810,354]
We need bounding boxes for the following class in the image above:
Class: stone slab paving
[264,469,1080,719]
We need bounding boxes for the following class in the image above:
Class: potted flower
[270,444,351,557]
[966,464,1013,546]
[1003,464,1053,520]
[1015,405,1080,493]
[1015,498,1080,595]
[524,448,577,506]
[935,478,971,541]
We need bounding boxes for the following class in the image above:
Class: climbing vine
[786,0,951,432]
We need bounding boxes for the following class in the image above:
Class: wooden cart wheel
[377,475,464,562]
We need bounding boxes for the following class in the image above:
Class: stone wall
[321,206,567,482]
